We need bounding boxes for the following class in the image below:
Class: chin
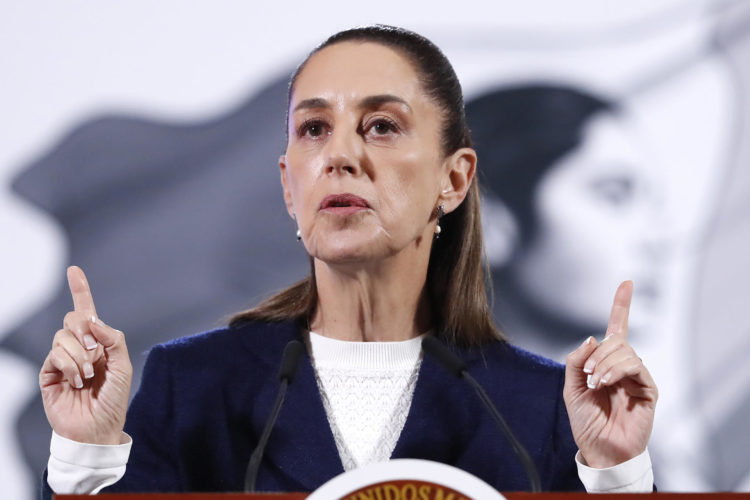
[308,232,388,266]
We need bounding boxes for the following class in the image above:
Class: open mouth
[320,193,370,213]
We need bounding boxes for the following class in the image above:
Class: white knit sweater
[307,331,424,471]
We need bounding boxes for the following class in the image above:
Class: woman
[40,26,657,494]
[467,86,662,358]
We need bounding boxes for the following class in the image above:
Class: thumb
[90,317,130,368]
[565,336,597,392]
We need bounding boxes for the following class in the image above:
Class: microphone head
[278,340,305,383]
[421,335,466,378]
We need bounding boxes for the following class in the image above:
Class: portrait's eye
[589,175,635,206]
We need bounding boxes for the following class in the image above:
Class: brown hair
[230,25,503,346]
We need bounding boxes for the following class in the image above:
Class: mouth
[319,193,370,214]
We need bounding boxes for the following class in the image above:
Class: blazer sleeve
[101,344,183,492]
[40,470,52,500]
[548,368,585,491]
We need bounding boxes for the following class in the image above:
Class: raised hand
[563,281,658,468]
[39,266,133,445]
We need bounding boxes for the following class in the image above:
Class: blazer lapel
[256,333,344,491]
[390,353,476,464]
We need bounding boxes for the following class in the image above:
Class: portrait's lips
[319,193,370,215]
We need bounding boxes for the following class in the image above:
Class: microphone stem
[462,372,542,492]
[244,379,289,492]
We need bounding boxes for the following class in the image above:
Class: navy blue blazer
[44,320,583,495]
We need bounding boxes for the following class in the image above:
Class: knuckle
[589,351,604,364]
[51,347,76,374]
[63,310,74,324]
[64,311,88,335]
[63,311,77,329]
[114,328,126,343]
[59,335,87,359]
[48,348,62,366]
[595,362,611,377]
[40,353,54,374]
[70,346,88,364]
[52,328,67,345]
[627,359,642,373]
[63,364,78,379]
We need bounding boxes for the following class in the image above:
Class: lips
[319,193,370,211]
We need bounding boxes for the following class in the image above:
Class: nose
[637,219,675,265]
[323,128,362,176]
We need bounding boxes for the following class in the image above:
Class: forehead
[291,41,424,107]
[561,113,647,177]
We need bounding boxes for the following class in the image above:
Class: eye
[298,119,329,138]
[366,117,399,136]
[588,175,635,206]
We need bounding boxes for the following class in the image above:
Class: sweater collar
[307,330,425,370]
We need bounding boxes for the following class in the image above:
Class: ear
[439,147,476,213]
[279,155,296,219]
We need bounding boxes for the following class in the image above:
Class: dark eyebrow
[359,94,411,113]
[292,94,412,113]
[293,97,330,113]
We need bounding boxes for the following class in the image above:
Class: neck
[311,246,432,342]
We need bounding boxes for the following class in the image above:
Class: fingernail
[583,360,595,374]
[586,374,598,389]
[91,316,108,328]
[83,362,94,379]
[83,334,97,350]
[74,374,84,389]
[601,372,611,384]
[601,334,613,343]
[577,337,592,351]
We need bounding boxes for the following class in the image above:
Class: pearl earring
[292,211,301,241]
[435,204,445,238]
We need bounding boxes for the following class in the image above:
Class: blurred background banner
[2,1,748,497]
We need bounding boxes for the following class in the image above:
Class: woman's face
[281,42,450,265]
[509,112,663,329]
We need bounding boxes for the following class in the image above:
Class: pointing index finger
[606,280,633,338]
[67,266,98,317]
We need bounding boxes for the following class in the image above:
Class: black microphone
[244,339,305,492]
[421,336,542,492]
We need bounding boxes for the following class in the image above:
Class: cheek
[528,182,643,305]
[285,156,319,210]
[537,174,639,257]
[374,150,439,215]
